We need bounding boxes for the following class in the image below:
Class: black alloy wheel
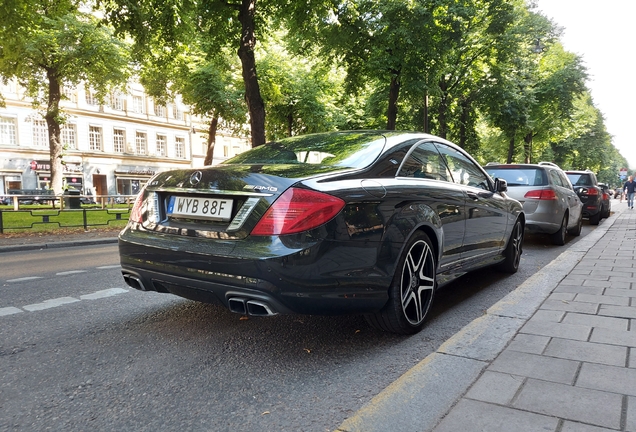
[498,219,523,273]
[568,213,583,236]
[551,214,568,246]
[365,231,436,335]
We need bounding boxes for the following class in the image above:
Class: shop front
[31,159,84,192]
[0,171,23,195]
[115,168,157,196]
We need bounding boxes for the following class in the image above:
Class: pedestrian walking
[623,175,636,209]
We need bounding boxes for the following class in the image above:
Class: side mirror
[495,178,508,193]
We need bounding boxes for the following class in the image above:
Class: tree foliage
[2,0,630,179]
[0,0,130,193]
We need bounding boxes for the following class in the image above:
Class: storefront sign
[115,169,156,176]
[31,159,82,173]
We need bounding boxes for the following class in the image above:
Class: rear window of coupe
[223,132,388,170]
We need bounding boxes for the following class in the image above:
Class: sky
[534,0,636,169]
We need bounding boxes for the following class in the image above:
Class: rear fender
[378,203,443,277]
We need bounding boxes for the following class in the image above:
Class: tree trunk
[287,110,293,137]
[203,116,219,166]
[437,78,449,139]
[45,68,64,194]
[507,135,515,163]
[458,98,469,148]
[423,91,429,133]
[238,0,266,147]
[386,72,400,130]
[523,131,533,163]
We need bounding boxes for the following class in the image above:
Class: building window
[33,119,48,147]
[0,117,17,145]
[156,134,166,156]
[173,104,183,120]
[62,85,77,103]
[111,92,125,111]
[135,132,147,155]
[117,178,142,195]
[223,146,228,157]
[154,102,166,117]
[61,124,76,149]
[89,126,102,151]
[113,128,125,153]
[132,95,144,113]
[175,137,185,158]
[86,89,99,106]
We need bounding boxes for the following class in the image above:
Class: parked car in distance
[598,183,612,218]
[565,170,603,225]
[118,131,525,335]
[484,162,582,245]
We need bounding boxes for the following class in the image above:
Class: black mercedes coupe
[119,131,524,334]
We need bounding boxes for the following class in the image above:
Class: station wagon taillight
[251,187,345,236]
[524,189,557,200]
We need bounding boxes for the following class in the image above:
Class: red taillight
[251,187,345,236]
[602,193,609,200]
[524,189,557,200]
[586,188,599,196]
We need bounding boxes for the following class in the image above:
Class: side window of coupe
[398,142,451,182]
[434,143,490,191]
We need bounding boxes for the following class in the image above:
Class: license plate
[167,196,233,221]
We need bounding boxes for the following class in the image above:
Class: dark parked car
[598,183,612,218]
[484,162,582,245]
[565,170,603,225]
[119,131,524,335]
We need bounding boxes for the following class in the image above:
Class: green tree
[288,0,443,131]
[100,0,336,147]
[0,0,130,193]
[178,56,248,165]
[257,37,341,140]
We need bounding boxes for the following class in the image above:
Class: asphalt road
[0,220,604,431]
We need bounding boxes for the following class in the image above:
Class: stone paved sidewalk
[433,206,636,431]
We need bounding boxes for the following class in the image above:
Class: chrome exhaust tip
[228,297,247,314]
[246,300,277,317]
[123,274,146,291]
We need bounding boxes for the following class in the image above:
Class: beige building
[0,79,251,198]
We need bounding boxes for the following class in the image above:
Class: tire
[550,214,568,246]
[589,211,601,225]
[602,204,610,219]
[498,219,523,273]
[365,231,436,335]
[568,213,582,237]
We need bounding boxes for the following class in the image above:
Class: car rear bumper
[118,228,391,316]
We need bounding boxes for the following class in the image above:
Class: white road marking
[56,270,87,276]
[80,288,128,300]
[2,287,131,316]
[96,265,121,269]
[0,307,23,316]
[6,276,43,283]
[23,297,80,311]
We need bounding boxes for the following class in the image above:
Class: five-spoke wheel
[365,232,436,335]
